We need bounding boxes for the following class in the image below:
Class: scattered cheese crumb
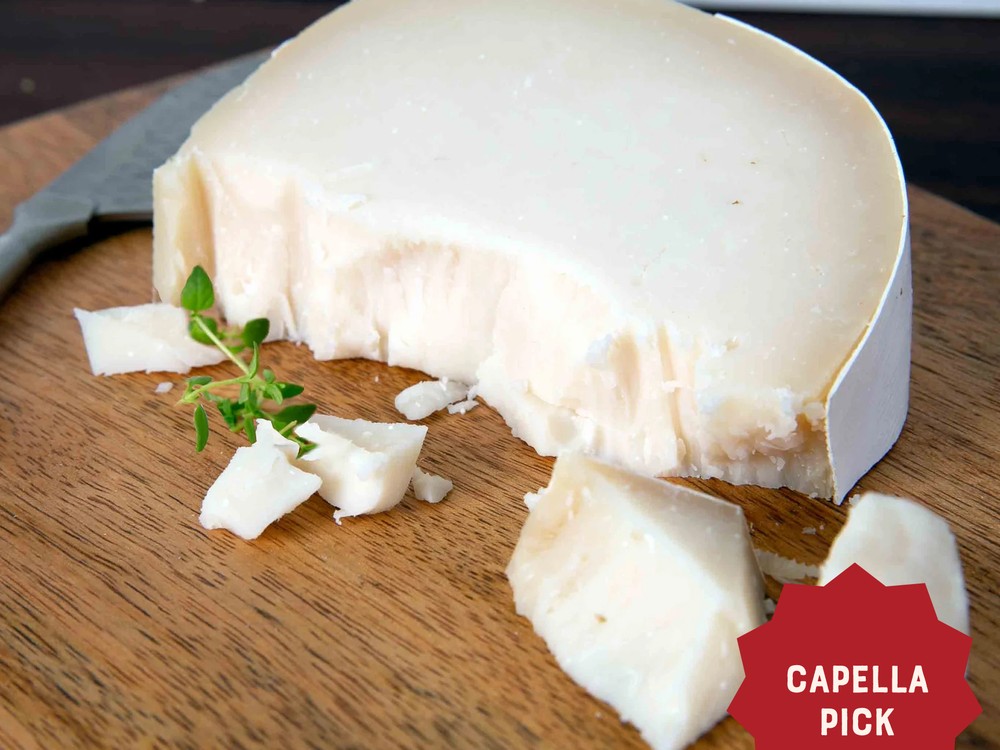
[411,468,453,503]
[802,526,817,535]
[764,598,777,615]
[446,399,479,415]
[394,378,469,420]
[154,381,174,394]
[837,492,864,508]
[754,549,821,583]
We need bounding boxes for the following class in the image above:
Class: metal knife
[0,51,269,300]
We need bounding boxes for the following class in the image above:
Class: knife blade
[0,51,269,300]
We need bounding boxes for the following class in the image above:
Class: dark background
[1,1,998,221]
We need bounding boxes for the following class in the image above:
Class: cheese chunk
[153,0,910,500]
[755,549,821,584]
[820,492,969,634]
[75,304,226,375]
[507,453,765,749]
[199,422,321,540]
[295,415,426,519]
[410,468,453,504]
[394,379,469,420]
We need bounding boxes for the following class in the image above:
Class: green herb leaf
[242,318,270,348]
[216,399,240,429]
[276,403,317,425]
[193,404,209,451]
[180,266,215,313]
[243,416,257,443]
[245,387,260,413]
[177,266,316,459]
[247,343,260,378]
[276,382,304,398]
[189,316,220,346]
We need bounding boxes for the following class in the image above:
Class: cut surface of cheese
[394,379,469,421]
[199,422,321,540]
[755,549,821,583]
[820,492,969,634]
[153,0,910,500]
[507,452,765,749]
[295,414,426,519]
[75,304,226,375]
[410,468,453,504]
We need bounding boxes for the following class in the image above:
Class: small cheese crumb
[754,549,820,583]
[410,468,453,503]
[394,378,469,420]
[802,526,817,535]
[763,598,777,615]
[154,382,174,394]
[446,399,479,415]
[75,303,227,375]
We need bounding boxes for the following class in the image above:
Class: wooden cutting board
[0,76,997,750]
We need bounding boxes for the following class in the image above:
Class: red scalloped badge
[729,564,981,748]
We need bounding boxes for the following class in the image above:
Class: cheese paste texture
[153,0,910,499]
[507,452,765,749]
[75,304,226,375]
[820,492,969,635]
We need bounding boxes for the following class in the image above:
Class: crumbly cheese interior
[153,0,905,497]
[507,452,765,749]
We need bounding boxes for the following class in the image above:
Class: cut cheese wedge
[295,415,426,519]
[820,492,969,635]
[153,0,910,500]
[75,304,226,375]
[507,452,765,750]
[199,421,321,540]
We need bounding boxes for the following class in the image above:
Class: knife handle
[0,192,93,301]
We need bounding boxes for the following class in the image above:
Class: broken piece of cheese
[75,304,226,375]
[153,0,910,500]
[200,421,321,540]
[507,452,765,749]
[820,492,969,635]
[296,415,426,519]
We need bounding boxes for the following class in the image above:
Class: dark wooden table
[1,1,999,221]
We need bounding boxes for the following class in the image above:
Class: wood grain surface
[0,77,997,750]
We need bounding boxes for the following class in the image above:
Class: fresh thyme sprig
[177,266,316,456]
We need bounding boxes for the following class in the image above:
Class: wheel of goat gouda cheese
[153,0,910,501]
